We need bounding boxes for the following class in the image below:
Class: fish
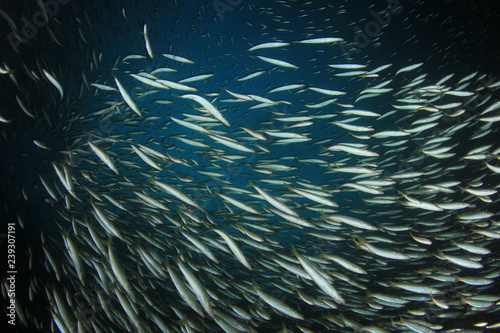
[395,63,423,75]
[321,254,367,275]
[236,70,266,81]
[62,231,85,286]
[253,283,304,320]
[176,258,214,317]
[87,141,119,175]
[334,70,368,76]
[292,247,345,304]
[179,73,214,83]
[332,121,374,132]
[309,87,346,96]
[130,145,162,171]
[0,115,13,123]
[288,187,338,207]
[209,134,255,153]
[123,54,147,61]
[436,251,484,269]
[268,83,305,93]
[114,76,142,116]
[90,82,117,91]
[156,78,197,91]
[327,144,379,157]
[91,203,124,241]
[170,116,212,134]
[256,55,298,69]
[143,24,153,58]
[108,239,134,297]
[162,53,194,64]
[218,193,261,215]
[212,229,252,270]
[130,73,171,89]
[180,94,230,127]
[328,64,366,69]
[354,236,410,260]
[325,214,377,230]
[251,183,298,217]
[297,37,344,44]
[248,41,290,51]
[153,180,203,210]
[42,69,64,100]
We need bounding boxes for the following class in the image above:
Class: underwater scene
[1,0,499,332]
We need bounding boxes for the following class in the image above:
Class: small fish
[91,83,117,91]
[42,69,64,99]
[142,24,153,58]
[309,87,346,96]
[292,247,345,304]
[114,76,142,116]
[162,53,194,64]
[176,258,214,317]
[180,94,229,127]
[297,37,344,44]
[237,70,266,81]
[248,41,290,51]
[395,63,423,75]
[179,73,214,83]
[328,64,366,69]
[253,283,304,320]
[88,141,119,174]
[257,55,298,69]
[212,229,251,270]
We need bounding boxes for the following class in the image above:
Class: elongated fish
[114,76,142,116]
[248,41,290,51]
[42,69,64,99]
[257,56,298,69]
[180,94,230,127]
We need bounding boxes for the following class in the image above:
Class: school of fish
[0,1,499,333]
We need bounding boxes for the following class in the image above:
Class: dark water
[1,0,499,332]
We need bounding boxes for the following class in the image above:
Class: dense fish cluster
[1,1,499,332]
